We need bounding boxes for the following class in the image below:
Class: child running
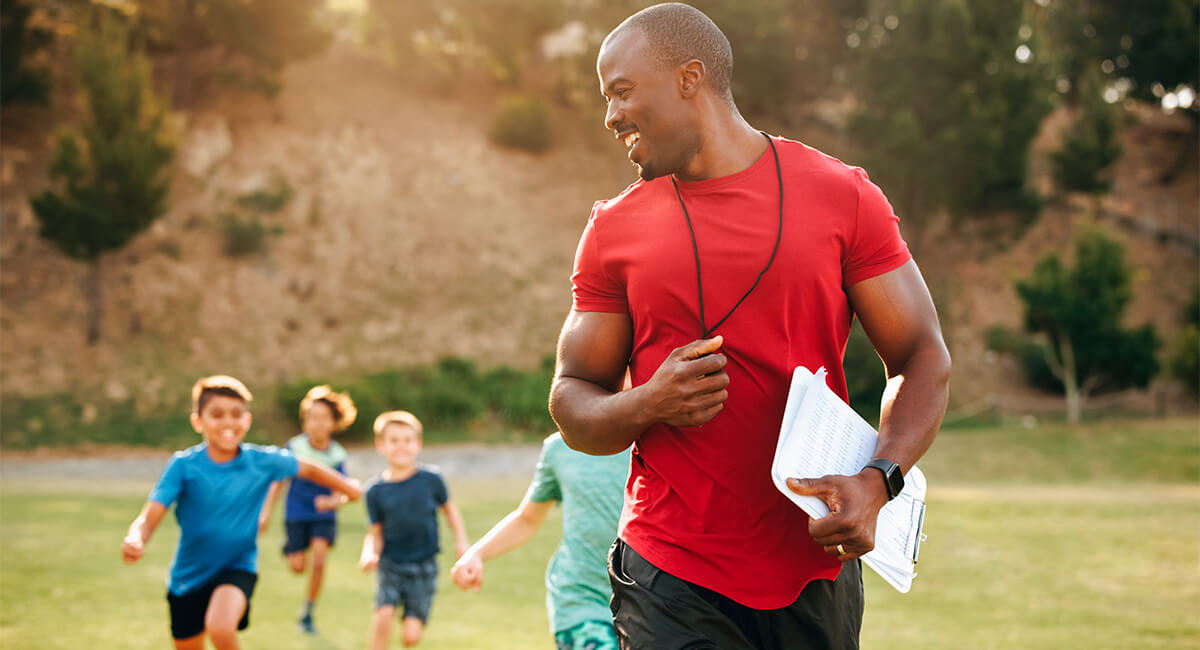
[359,410,469,649]
[259,385,358,635]
[451,432,629,649]
[121,375,362,650]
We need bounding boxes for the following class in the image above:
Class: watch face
[870,459,903,499]
[886,466,903,498]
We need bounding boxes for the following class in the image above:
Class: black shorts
[608,539,863,650]
[283,520,337,554]
[166,569,257,640]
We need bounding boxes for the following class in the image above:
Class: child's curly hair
[300,385,358,432]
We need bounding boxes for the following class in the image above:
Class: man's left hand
[786,470,889,562]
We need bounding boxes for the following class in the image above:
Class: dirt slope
[2,41,1196,418]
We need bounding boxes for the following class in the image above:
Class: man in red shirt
[549,3,951,649]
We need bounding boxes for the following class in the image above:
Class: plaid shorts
[375,556,438,623]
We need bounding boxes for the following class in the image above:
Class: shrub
[276,356,555,443]
[489,94,554,153]
[236,177,294,213]
[220,212,268,257]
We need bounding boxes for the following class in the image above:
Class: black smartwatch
[865,458,904,501]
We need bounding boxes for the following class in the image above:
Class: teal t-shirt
[149,443,299,595]
[526,433,630,633]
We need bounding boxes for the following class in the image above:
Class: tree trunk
[85,256,103,346]
[1059,336,1082,425]
[1064,381,1082,426]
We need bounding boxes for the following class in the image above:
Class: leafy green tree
[370,0,564,88]
[1051,76,1123,194]
[1044,0,1198,103]
[849,0,1052,224]
[1,0,52,105]
[136,0,330,101]
[1043,0,1198,182]
[1013,229,1159,423]
[30,12,175,345]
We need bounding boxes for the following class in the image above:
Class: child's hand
[257,512,271,535]
[122,536,145,564]
[359,553,379,573]
[455,539,471,560]
[451,554,484,592]
[314,494,343,512]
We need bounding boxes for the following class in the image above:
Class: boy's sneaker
[298,613,317,635]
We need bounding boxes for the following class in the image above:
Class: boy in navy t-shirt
[359,411,469,649]
[121,375,362,650]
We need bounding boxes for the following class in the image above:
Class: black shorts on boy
[283,520,338,554]
[166,569,257,640]
[608,539,863,650]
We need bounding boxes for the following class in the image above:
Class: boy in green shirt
[452,432,629,649]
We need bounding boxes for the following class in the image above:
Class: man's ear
[679,59,705,98]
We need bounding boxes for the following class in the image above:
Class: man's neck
[675,114,764,182]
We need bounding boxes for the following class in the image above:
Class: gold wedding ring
[836,544,847,556]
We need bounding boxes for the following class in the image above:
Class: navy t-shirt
[365,467,448,564]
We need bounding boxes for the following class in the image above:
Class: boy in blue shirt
[121,375,363,650]
[259,385,357,635]
[359,410,469,649]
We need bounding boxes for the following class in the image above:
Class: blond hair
[373,410,424,440]
[191,375,253,414]
[299,385,358,432]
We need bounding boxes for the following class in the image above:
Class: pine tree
[30,11,175,345]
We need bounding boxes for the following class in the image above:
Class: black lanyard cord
[670,131,783,339]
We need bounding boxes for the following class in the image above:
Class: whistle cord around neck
[670,131,783,339]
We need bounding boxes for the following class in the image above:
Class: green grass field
[1,418,1197,649]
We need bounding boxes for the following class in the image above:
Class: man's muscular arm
[788,260,951,560]
[549,310,730,455]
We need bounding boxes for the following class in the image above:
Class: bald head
[605,3,734,104]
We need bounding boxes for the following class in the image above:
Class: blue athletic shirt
[149,442,299,595]
[365,467,448,564]
[283,434,347,522]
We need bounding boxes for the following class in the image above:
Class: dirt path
[0,443,543,483]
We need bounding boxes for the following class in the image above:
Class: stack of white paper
[770,366,928,593]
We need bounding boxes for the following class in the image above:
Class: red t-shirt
[570,136,911,609]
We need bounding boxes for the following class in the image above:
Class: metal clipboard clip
[910,496,927,565]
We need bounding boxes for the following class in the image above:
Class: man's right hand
[359,553,379,573]
[644,336,730,428]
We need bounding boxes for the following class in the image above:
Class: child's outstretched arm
[359,523,383,572]
[451,497,554,592]
[259,480,285,534]
[122,501,168,564]
[296,459,363,502]
[441,500,471,561]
